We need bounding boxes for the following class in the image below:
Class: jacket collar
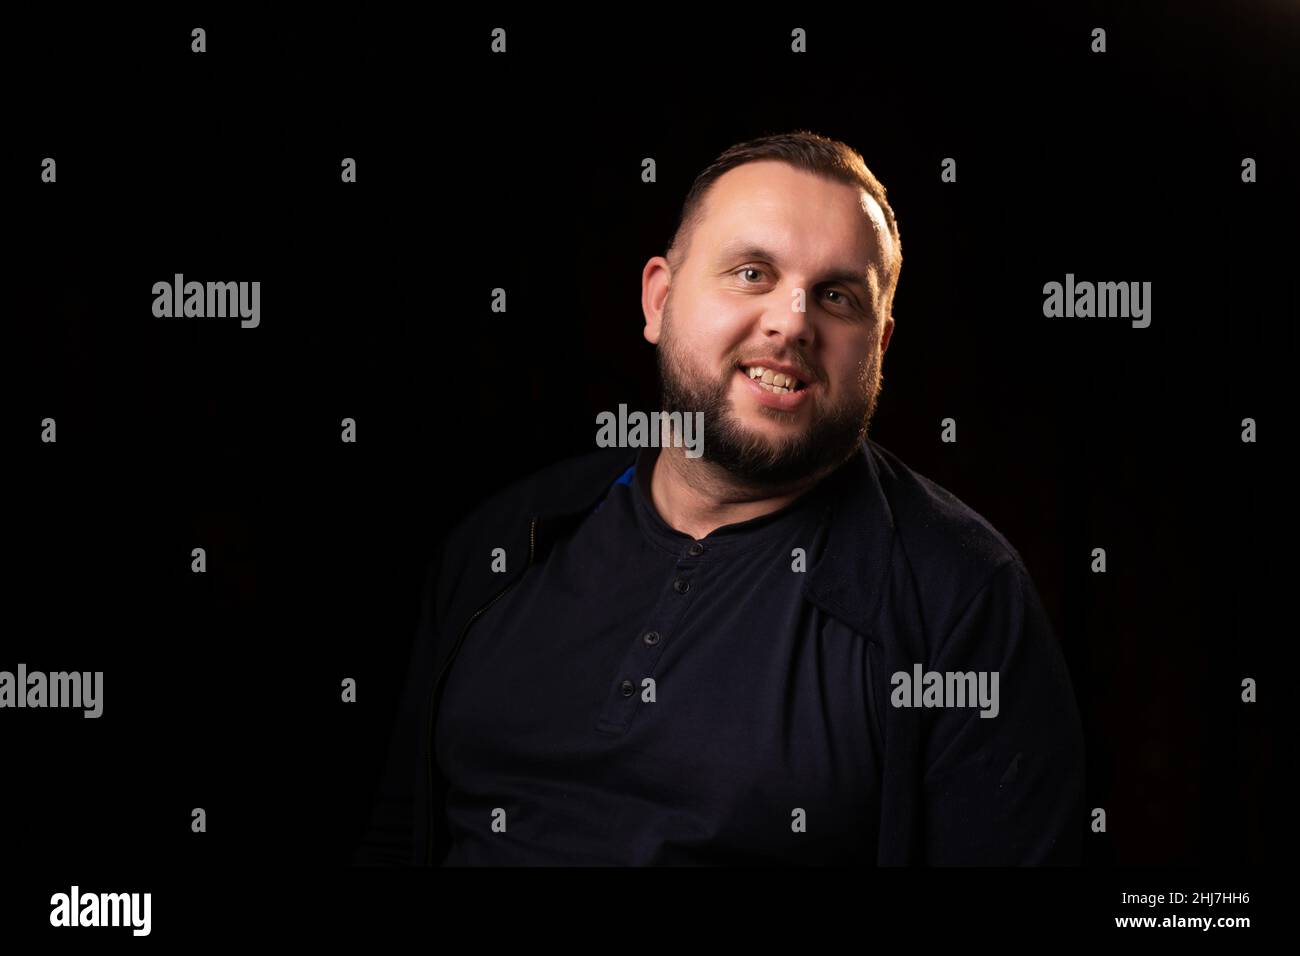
[531,441,897,637]
[797,442,897,638]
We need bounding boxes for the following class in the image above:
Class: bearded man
[357,130,1085,867]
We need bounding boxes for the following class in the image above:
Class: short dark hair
[665,130,903,320]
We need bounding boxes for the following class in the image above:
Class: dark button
[620,679,636,697]
[643,630,661,646]
[673,578,690,594]
[687,541,705,556]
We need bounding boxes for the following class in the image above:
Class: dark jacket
[354,438,1085,866]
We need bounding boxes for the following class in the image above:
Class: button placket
[595,551,704,735]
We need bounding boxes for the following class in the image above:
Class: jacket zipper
[424,515,538,864]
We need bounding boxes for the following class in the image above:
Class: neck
[648,445,828,541]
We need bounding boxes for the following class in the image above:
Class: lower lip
[736,368,815,411]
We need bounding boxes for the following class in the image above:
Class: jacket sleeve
[919,559,1085,864]
[351,541,448,866]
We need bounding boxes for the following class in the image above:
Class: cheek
[825,337,876,392]
[679,295,753,358]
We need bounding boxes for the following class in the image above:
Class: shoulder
[864,438,1032,623]
[443,446,634,549]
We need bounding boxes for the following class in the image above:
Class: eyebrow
[714,240,874,295]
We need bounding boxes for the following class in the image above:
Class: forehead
[695,160,891,276]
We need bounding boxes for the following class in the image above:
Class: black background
[5,3,1292,938]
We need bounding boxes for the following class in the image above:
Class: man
[356,130,1085,866]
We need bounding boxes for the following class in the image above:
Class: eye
[823,289,859,311]
[737,266,766,283]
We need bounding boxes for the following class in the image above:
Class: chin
[735,417,804,444]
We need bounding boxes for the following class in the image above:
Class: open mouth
[738,363,809,395]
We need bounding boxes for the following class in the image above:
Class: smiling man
[356,130,1085,867]
[643,149,895,534]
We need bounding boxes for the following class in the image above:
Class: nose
[759,290,816,348]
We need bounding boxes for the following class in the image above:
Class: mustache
[732,355,820,382]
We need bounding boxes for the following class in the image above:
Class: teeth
[744,365,801,390]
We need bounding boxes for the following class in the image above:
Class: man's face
[643,160,895,487]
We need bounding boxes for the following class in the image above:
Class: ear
[642,256,671,345]
[880,313,896,354]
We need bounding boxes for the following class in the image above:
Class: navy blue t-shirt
[435,447,884,864]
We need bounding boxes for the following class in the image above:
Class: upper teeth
[745,366,800,388]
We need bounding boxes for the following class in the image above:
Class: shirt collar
[629,445,840,560]
[534,440,898,637]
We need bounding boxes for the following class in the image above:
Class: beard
[655,291,883,489]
